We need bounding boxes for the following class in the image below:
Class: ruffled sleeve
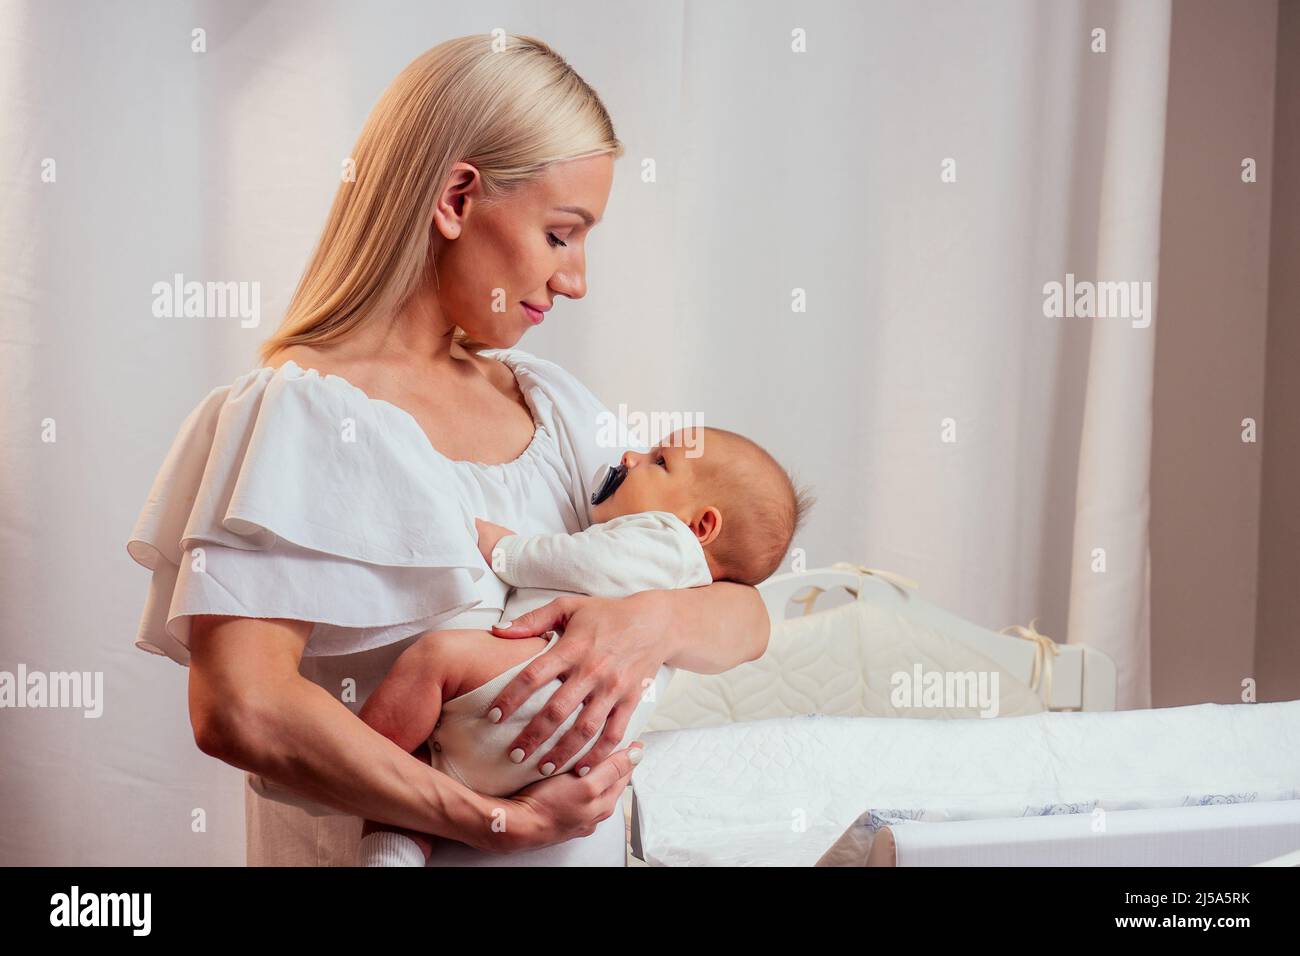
[125,363,488,665]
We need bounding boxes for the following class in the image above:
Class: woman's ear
[431,161,482,241]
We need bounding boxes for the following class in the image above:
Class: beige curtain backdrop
[1,0,1284,866]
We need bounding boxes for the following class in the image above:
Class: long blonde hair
[258,34,622,364]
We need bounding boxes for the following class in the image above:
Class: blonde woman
[125,34,769,866]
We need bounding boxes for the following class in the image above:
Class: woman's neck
[354,285,467,368]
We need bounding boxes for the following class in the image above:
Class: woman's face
[432,153,614,348]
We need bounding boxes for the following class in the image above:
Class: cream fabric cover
[647,597,1045,732]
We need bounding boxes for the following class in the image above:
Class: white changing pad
[630,699,1300,866]
[879,800,1300,866]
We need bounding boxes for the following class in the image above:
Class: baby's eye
[656,455,667,468]
[547,232,568,248]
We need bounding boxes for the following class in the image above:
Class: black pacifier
[591,462,629,506]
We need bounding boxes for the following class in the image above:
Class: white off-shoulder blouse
[125,347,646,867]
[126,347,638,665]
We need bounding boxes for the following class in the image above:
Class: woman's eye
[547,232,568,249]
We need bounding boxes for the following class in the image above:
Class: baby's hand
[475,517,517,567]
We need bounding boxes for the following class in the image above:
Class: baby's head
[590,426,815,585]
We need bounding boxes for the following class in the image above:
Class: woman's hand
[476,743,644,853]
[485,592,672,774]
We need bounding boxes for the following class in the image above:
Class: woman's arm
[187,614,641,854]
[486,581,771,773]
[654,580,770,672]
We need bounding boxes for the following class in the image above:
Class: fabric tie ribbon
[998,617,1060,709]
[791,562,921,616]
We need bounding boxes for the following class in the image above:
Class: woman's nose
[550,253,588,300]
[551,273,586,300]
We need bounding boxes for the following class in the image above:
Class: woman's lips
[522,303,545,325]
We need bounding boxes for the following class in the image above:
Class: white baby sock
[356,830,426,867]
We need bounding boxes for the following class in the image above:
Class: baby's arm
[354,635,450,866]
[479,513,711,597]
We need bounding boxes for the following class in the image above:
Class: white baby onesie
[427,630,676,796]
[357,510,713,865]
[491,510,714,618]
[424,511,712,792]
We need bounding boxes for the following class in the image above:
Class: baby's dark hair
[689,427,816,585]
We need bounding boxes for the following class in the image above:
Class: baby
[355,425,811,865]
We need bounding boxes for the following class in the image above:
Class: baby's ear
[693,506,723,545]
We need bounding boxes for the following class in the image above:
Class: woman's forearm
[188,616,501,850]
[219,675,495,843]
[656,581,770,673]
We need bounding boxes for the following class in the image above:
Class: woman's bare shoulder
[265,343,391,395]
[267,343,353,376]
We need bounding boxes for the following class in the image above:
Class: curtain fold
[1066,0,1172,709]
